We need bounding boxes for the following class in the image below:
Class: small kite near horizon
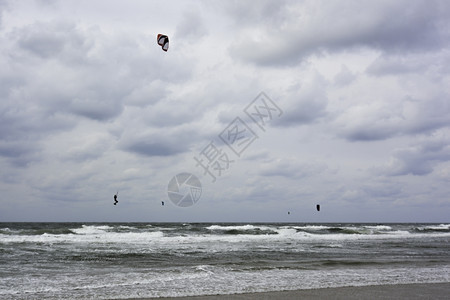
[316,204,320,211]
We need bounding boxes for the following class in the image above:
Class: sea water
[1,223,449,299]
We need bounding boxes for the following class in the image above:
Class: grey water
[1,223,449,299]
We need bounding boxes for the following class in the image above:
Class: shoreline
[126,282,450,300]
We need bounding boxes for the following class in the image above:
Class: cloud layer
[0,0,449,222]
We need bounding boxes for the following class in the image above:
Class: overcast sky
[1,0,449,222]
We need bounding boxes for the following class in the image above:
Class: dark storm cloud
[336,93,450,142]
[0,19,149,167]
[65,148,105,163]
[337,112,400,142]
[259,159,327,179]
[0,0,8,28]
[276,93,327,127]
[367,51,450,77]
[404,96,450,136]
[124,80,169,107]
[0,104,75,141]
[0,70,25,99]
[9,21,126,121]
[229,0,450,67]
[119,126,201,157]
[63,134,112,162]
[377,135,450,176]
[367,54,429,76]
[333,65,356,87]
[174,9,208,43]
[7,20,195,123]
[143,102,200,127]
[31,169,99,204]
[361,182,403,199]
[69,97,123,121]
[14,21,92,65]
[0,140,41,167]
[0,141,32,159]
[1,13,200,169]
[0,93,76,166]
[343,129,394,142]
[338,180,404,204]
[18,25,66,59]
[123,140,184,157]
[219,0,290,27]
[274,74,328,127]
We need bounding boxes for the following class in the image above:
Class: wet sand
[129,282,450,300]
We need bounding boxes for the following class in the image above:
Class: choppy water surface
[1,223,449,299]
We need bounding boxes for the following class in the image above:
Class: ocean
[1,222,449,299]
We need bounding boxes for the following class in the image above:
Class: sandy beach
[131,283,450,300]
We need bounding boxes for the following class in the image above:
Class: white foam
[0,227,165,245]
[298,225,329,230]
[363,225,392,231]
[206,224,274,231]
[275,227,298,236]
[422,224,450,230]
[2,224,450,251]
[71,225,113,235]
[2,266,449,299]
